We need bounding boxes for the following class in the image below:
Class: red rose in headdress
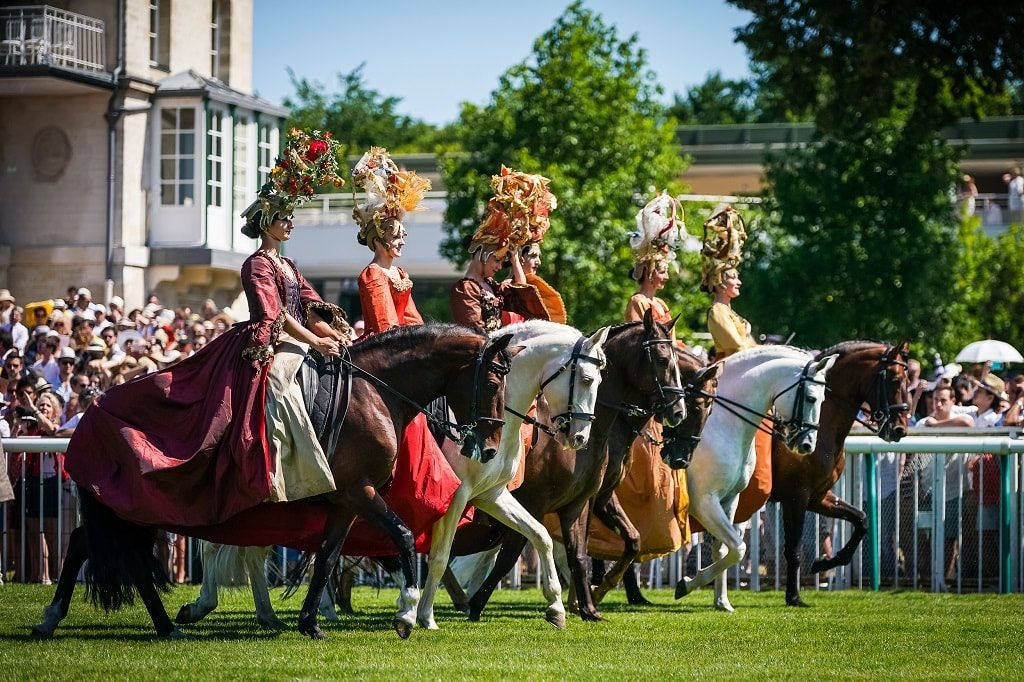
[305,140,329,162]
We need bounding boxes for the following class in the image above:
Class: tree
[669,72,758,125]
[440,2,695,330]
[283,64,452,159]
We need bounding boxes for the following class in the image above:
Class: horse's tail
[282,550,315,600]
[199,541,257,590]
[78,485,171,612]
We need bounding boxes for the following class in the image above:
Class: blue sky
[253,0,753,125]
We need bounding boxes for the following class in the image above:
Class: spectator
[958,174,979,217]
[53,347,78,403]
[0,289,14,325]
[3,306,29,353]
[57,386,101,436]
[71,316,98,352]
[1005,167,1024,225]
[0,329,14,364]
[1002,375,1024,426]
[951,373,976,408]
[98,326,125,367]
[972,374,1006,427]
[107,295,125,325]
[93,304,112,333]
[29,335,61,388]
[3,352,26,385]
[24,326,49,365]
[70,288,101,321]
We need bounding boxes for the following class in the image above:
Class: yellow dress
[585,294,691,561]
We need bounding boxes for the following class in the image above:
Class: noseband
[844,346,910,438]
[643,337,687,416]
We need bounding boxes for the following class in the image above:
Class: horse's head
[868,340,911,442]
[445,332,518,463]
[774,353,837,456]
[660,355,721,469]
[638,308,687,427]
[540,326,609,450]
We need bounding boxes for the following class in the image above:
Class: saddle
[297,347,353,458]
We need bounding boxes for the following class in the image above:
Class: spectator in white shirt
[3,306,29,353]
[29,335,61,388]
[70,288,101,321]
[971,374,1006,428]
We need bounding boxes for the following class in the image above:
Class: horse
[770,340,909,607]
[456,315,720,623]
[31,323,515,640]
[675,345,837,611]
[414,321,611,631]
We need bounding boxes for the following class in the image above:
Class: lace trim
[372,264,413,292]
[241,312,285,364]
[306,301,353,338]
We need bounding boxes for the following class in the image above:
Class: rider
[348,147,467,548]
[700,205,769,526]
[520,242,567,324]
[64,130,349,527]
[588,192,691,584]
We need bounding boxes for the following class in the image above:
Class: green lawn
[1,585,1021,679]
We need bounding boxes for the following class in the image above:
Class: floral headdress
[469,166,557,260]
[351,147,431,249]
[629,191,683,281]
[240,128,345,230]
[700,205,747,292]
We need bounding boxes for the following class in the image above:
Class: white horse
[414,321,610,631]
[677,345,836,612]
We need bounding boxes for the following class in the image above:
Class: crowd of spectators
[1,285,238,583]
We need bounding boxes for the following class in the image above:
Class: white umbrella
[955,339,1024,364]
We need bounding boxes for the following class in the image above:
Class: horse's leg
[297,512,355,640]
[416,485,473,630]
[622,561,653,605]
[677,495,745,602]
[559,501,603,621]
[466,532,529,622]
[343,484,420,639]
[808,490,867,574]
[31,525,88,638]
[470,488,565,629]
[449,547,500,605]
[590,492,641,605]
[781,494,811,607]
[712,524,745,613]
[441,565,471,614]
[128,549,181,638]
[242,546,287,629]
[175,541,222,625]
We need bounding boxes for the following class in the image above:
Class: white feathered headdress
[629,191,683,281]
[351,147,431,249]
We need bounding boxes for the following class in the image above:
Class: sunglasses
[59,359,76,365]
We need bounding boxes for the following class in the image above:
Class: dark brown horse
[771,339,910,606]
[463,314,720,622]
[32,324,514,640]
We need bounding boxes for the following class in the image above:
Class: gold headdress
[351,147,431,249]
[629,191,683,281]
[700,205,747,292]
[469,166,557,260]
[240,128,345,231]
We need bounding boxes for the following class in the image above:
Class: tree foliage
[669,71,760,125]
[283,64,451,159]
[440,2,695,330]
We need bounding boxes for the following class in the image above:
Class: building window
[207,109,225,208]
[257,123,273,189]
[210,0,231,82]
[159,107,196,206]
[233,114,249,212]
[149,0,170,68]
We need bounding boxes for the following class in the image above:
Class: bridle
[837,345,910,439]
[708,359,827,450]
[643,337,688,417]
[507,336,605,438]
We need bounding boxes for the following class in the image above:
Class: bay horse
[675,346,837,608]
[771,340,909,607]
[414,321,611,630]
[457,315,719,623]
[32,324,514,640]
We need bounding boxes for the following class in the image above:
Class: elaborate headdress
[469,166,557,260]
[700,205,747,292]
[239,128,345,233]
[350,146,431,249]
[629,191,683,281]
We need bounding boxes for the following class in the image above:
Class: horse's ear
[506,344,527,359]
[813,353,839,376]
[896,339,911,357]
[643,307,655,334]
[668,312,682,332]
[697,360,723,383]
[586,326,611,350]
[487,332,514,355]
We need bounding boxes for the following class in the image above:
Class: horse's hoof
[674,578,691,600]
[256,615,288,630]
[545,608,567,630]
[335,602,355,616]
[809,556,831,573]
[298,621,327,640]
[786,596,811,608]
[393,618,414,639]
[30,624,54,639]
[162,628,190,640]
[579,609,603,623]
[467,606,482,622]
[627,595,654,606]
[567,601,580,615]
[714,601,735,613]
[174,604,196,625]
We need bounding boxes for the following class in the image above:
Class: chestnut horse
[454,314,720,622]
[771,340,910,607]
[32,324,513,640]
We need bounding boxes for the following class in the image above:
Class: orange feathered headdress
[469,166,557,260]
[351,147,431,249]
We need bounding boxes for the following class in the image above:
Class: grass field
[2,584,1023,679]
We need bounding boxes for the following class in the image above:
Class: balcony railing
[0,5,105,73]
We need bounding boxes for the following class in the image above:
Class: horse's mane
[728,344,811,362]
[594,321,706,366]
[496,319,577,340]
[816,339,887,358]
[352,322,482,355]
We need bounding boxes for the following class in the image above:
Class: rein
[341,338,509,446]
[826,346,910,437]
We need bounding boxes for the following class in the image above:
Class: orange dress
[345,264,468,555]
[585,294,691,561]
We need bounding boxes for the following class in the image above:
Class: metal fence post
[1000,452,1012,594]
[932,453,946,593]
[864,449,879,591]
[750,510,760,592]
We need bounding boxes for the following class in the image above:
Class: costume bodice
[358,264,423,334]
[707,301,756,358]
